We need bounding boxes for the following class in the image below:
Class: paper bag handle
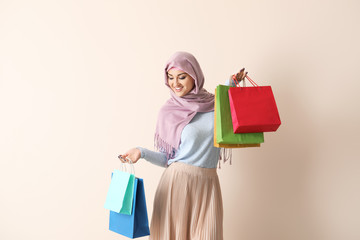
[232,74,258,87]
[120,159,135,175]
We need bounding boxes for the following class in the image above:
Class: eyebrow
[167,73,187,77]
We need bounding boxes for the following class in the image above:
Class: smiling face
[167,68,195,97]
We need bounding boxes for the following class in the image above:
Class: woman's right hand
[118,148,141,164]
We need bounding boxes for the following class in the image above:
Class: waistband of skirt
[167,162,218,177]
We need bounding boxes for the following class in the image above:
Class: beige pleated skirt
[149,162,223,240]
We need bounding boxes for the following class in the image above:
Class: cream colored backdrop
[1,0,359,239]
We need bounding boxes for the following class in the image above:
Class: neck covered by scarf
[154,52,215,160]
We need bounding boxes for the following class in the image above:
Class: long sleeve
[136,147,168,168]
[225,77,236,86]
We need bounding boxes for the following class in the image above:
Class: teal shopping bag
[216,85,264,144]
[104,169,135,215]
[109,178,150,238]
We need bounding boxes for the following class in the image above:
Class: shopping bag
[228,75,281,133]
[214,88,261,148]
[104,169,135,215]
[215,84,264,144]
[109,178,150,239]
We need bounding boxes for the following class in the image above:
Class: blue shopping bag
[109,178,150,238]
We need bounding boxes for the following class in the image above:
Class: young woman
[119,51,246,240]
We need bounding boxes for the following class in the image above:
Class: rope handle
[232,73,258,87]
[118,155,135,175]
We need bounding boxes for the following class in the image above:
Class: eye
[179,76,186,80]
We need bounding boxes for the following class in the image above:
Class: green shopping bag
[215,85,264,144]
[104,168,135,215]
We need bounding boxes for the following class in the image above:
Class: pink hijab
[154,51,215,159]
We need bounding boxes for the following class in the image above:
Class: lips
[174,87,183,92]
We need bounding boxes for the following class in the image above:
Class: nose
[173,78,181,86]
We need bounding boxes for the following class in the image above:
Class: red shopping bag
[228,75,281,133]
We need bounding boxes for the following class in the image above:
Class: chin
[172,90,184,97]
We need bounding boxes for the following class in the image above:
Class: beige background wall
[1,0,359,239]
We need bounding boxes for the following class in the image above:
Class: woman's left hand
[234,68,248,82]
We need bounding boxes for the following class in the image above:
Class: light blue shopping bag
[104,169,135,215]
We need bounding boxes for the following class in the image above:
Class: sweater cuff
[136,147,145,158]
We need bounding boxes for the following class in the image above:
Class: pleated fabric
[149,162,223,240]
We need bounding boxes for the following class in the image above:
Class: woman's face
[167,68,195,97]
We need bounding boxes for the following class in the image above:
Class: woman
[119,51,246,240]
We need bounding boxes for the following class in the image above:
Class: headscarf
[154,51,215,159]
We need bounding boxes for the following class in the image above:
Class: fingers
[118,154,128,163]
[118,154,134,164]
[236,68,247,81]
[118,154,125,163]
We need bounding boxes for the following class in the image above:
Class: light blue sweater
[137,111,219,168]
[137,79,235,169]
